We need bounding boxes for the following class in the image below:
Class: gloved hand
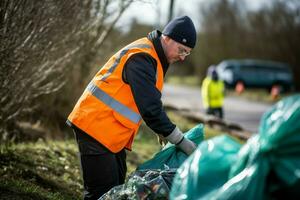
[165,127,196,155]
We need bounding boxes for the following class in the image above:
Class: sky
[116,0,265,31]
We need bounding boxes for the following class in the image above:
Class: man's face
[164,37,192,64]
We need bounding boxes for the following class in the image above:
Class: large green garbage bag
[170,135,241,199]
[215,95,300,200]
[137,124,204,170]
[170,95,300,200]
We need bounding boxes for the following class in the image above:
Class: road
[162,84,273,133]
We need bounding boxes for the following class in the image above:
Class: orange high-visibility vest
[68,38,164,153]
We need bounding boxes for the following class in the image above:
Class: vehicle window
[259,66,275,72]
[225,65,233,70]
[274,67,290,73]
[240,65,255,72]
[258,65,290,74]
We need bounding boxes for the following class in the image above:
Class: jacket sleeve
[123,53,176,137]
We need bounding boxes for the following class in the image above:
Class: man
[67,16,197,199]
[201,65,225,119]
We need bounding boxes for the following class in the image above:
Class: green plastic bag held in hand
[170,95,300,200]
[170,135,241,200]
[137,124,204,170]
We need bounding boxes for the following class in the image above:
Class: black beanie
[162,16,197,48]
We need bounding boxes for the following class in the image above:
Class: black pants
[73,126,127,200]
[206,107,224,119]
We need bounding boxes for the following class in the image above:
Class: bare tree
[246,0,300,87]
[193,0,244,79]
[0,0,134,142]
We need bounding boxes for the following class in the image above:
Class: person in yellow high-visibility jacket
[201,65,225,119]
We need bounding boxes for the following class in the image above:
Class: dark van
[216,59,294,91]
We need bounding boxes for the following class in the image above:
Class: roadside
[1,76,278,199]
[0,111,241,199]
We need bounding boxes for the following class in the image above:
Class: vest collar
[147,30,169,76]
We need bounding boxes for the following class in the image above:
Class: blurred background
[1,0,300,198]
[1,0,299,141]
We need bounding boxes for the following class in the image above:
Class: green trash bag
[137,124,204,170]
[170,95,300,200]
[170,135,241,199]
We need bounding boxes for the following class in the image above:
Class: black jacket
[123,30,176,137]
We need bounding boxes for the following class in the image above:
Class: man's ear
[164,36,171,42]
[162,35,170,44]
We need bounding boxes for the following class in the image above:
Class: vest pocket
[112,111,138,130]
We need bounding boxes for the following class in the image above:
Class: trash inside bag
[137,124,204,170]
[170,95,300,200]
[99,169,177,200]
[170,135,241,199]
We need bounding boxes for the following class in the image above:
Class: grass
[0,140,82,200]
[0,131,162,200]
[166,75,200,87]
[0,111,239,199]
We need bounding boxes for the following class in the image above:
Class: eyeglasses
[178,46,191,57]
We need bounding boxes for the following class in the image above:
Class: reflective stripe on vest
[87,82,141,124]
[101,44,152,81]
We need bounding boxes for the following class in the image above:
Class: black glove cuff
[176,136,185,145]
